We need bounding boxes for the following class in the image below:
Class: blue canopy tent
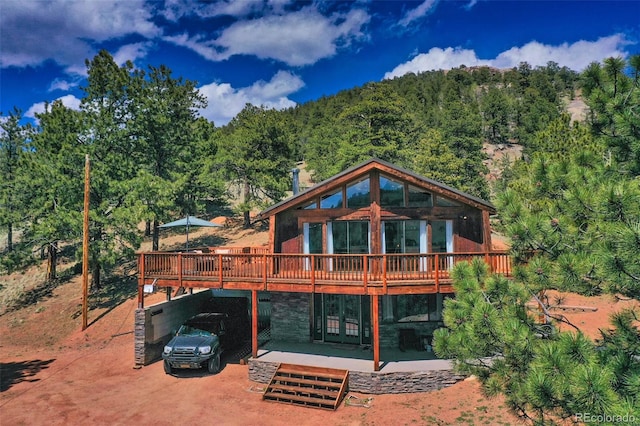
[159,216,222,250]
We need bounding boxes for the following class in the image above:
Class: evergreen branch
[530,290,581,332]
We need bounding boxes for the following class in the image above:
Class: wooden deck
[137,249,512,297]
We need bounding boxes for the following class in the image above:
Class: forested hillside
[0,50,581,280]
[1,46,639,425]
[435,56,640,424]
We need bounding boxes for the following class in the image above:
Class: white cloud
[384,34,631,79]
[112,42,154,68]
[160,0,265,21]
[0,1,160,73]
[491,35,628,70]
[165,6,370,66]
[198,71,304,126]
[49,78,79,92]
[25,95,82,120]
[399,0,439,27]
[464,0,479,11]
[384,47,489,79]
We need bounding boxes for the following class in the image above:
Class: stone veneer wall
[134,290,211,366]
[270,292,311,343]
[247,359,465,394]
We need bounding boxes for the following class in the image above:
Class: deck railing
[138,249,512,292]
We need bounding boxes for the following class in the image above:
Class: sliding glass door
[382,220,427,272]
[329,221,370,254]
[303,222,323,270]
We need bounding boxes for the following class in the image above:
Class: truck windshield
[177,325,212,336]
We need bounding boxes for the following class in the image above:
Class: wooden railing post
[218,253,223,285]
[363,254,368,293]
[263,253,268,290]
[178,253,183,288]
[382,255,387,294]
[311,255,315,293]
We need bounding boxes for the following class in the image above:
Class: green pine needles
[434,260,639,425]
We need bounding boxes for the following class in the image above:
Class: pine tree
[28,101,86,280]
[0,108,33,272]
[215,104,295,228]
[439,57,640,423]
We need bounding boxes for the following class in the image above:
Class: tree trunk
[7,223,12,252]
[46,242,58,281]
[145,220,151,237]
[243,210,251,229]
[152,219,159,251]
[91,263,101,290]
[243,180,251,229]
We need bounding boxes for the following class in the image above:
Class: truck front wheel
[207,351,221,374]
[164,360,173,375]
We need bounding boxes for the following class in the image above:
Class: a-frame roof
[258,158,496,219]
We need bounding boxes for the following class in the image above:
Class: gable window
[436,196,461,207]
[408,185,432,207]
[302,200,317,210]
[320,189,343,209]
[380,175,405,207]
[346,177,370,209]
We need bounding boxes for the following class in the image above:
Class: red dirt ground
[1,225,637,425]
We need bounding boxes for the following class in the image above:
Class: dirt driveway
[0,284,520,426]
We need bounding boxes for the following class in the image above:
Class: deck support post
[252,289,258,357]
[138,254,144,309]
[372,295,380,371]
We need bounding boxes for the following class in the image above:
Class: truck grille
[171,347,197,361]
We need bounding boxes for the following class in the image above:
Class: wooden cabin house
[137,159,510,370]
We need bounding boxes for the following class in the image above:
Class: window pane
[436,196,460,206]
[332,222,348,254]
[320,189,343,209]
[302,201,317,210]
[395,294,433,322]
[384,222,401,253]
[408,185,432,207]
[349,221,369,254]
[346,178,370,208]
[405,220,420,253]
[308,223,323,254]
[432,220,448,252]
[331,221,369,254]
[384,221,420,254]
[380,175,404,207]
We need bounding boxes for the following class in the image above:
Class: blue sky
[1,0,639,127]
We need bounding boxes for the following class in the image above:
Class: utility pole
[82,154,90,330]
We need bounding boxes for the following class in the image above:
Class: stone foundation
[247,359,465,394]
[270,292,311,343]
[134,290,212,366]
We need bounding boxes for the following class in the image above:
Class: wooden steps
[263,363,349,410]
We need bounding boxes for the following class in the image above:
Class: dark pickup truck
[162,312,240,375]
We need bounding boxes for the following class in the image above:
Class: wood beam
[372,295,380,371]
[482,210,492,251]
[252,290,258,357]
[138,254,145,309]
